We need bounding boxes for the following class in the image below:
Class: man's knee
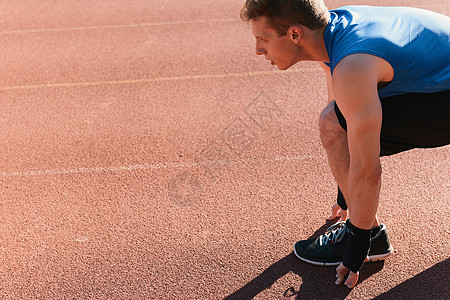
[319,101,347,148]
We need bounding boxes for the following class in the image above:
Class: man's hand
[335,263,359,288]
[327,202,347,221]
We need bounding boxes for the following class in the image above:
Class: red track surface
[0,0,448,299]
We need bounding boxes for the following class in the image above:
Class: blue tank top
[323,6,450,98]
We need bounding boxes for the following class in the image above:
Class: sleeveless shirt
[324,6,450,98]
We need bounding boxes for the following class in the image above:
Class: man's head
[241,0,329,70]
[240,0,329,36]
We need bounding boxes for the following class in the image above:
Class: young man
[240,0,450,288]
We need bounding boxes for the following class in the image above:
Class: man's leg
[319,101,350,203]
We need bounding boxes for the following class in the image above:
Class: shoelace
[319,221,348,246]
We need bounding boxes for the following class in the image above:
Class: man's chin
[276,64,290,71]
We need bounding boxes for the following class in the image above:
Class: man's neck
[312,26,330,62]
[310,11,331,62]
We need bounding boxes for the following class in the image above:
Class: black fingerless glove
[343,219,371,273]
[337,187,348,210]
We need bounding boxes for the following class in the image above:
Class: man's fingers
[327,214,337,220]
[339,209,348,221]
[327,203,348,221]
[335,264,359,288]
[344,271,359,288]
[329,209,347,221]
[335,274,344,285]
[327,204,340,220]
[335,264,348,285]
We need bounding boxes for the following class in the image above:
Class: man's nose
[256,47,266,56]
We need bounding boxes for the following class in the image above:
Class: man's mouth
[265,57,275,65]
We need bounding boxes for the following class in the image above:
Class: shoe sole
[293,245,394,267]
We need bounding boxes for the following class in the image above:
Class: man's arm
[332,53,393,287]
[332,54,387,230]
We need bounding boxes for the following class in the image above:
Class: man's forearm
[347,166,381,230]
[341,167,381,272]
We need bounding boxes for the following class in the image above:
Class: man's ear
[289,25,303,43]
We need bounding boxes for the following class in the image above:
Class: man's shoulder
[333,54,393,87]
[330,5,449,27]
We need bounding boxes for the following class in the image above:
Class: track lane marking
[0,155,321,177]
[0,18,240,35]
[0,68,321,91]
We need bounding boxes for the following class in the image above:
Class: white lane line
[0,18,240,35]
[0,155,321,177]
[0,68,321,91]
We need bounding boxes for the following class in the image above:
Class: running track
[0,0,448,299]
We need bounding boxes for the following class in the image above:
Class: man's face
[251,16,300,70]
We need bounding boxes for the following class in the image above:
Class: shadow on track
[374,258,449,299]
[225,220,384,299]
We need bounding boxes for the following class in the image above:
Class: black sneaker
[366,224,394,263]
[293,221,393,266]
